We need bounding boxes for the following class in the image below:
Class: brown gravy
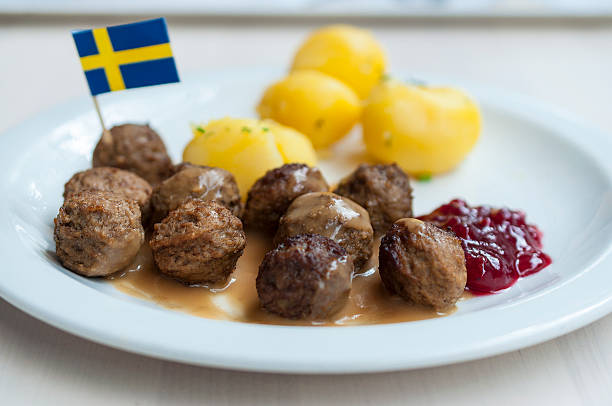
[109,234,471,326]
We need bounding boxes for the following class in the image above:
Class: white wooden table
[1,16,612,405]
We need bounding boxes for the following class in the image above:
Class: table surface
[1,15,612,405]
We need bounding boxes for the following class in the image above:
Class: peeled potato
[291,25,386,99]
[257,70,361,149]
[183,118,317,197]
[272,124,319,163]
[362,80,481,175]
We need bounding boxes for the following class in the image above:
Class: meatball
[257,234,353,320]
[92,123,173,185]
[150,164,242,223]
[244,163,329,234]
[333,163,413,234]
[379,218,467,311]
[275,192,374,271]
[63,167,152,222]
[150,199,246,285]
[54,191,144,277]
[170,161,200,175]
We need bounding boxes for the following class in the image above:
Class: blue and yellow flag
[72,18,179,96]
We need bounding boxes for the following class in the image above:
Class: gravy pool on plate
[109,235,469,326]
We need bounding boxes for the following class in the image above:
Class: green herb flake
[195,126,206,134]
[262,127,270,132]
[383,132,392,147]
[241,126,252,133]
[416,173,433,182]
[381,73,391,82]
[407,77,427,87]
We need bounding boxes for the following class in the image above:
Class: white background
[1,14,612,405]
[2,1,612,17]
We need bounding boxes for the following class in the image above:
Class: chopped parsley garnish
[406,77,427,87]
[262,127,270,132]
[383,132,392,147]
[195,125,205,134]
[416,173,432,182]
[241,126,252,133]
[381,73,391,82]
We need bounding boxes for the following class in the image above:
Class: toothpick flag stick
[91,96,107,133]
[71,17,180,134]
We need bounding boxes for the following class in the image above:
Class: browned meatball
[244,163,329,234]
[170,161,201,175]
[54,191,144,277]
[333,163,413,234]
[150,200,246,285]
[257,234,353,320]
[275,192,374,271]
[92,124,173,185]
[63,167,152,222]
[150,164,242,223]
[379,218,467,311]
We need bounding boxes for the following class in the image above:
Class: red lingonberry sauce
[418,199,552,294]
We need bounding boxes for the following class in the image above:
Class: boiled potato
[272,123,320,163]
[257,70,361,149]
[362,80,481,175]
[183,118,317,197]
[291,25,386,99]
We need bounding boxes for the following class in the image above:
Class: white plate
[1,68,612,374]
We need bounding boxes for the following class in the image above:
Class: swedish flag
[72,18,180,96]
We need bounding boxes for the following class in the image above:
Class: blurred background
[1,0,612,17]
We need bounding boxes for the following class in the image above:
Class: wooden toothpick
[92,96,112,145]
